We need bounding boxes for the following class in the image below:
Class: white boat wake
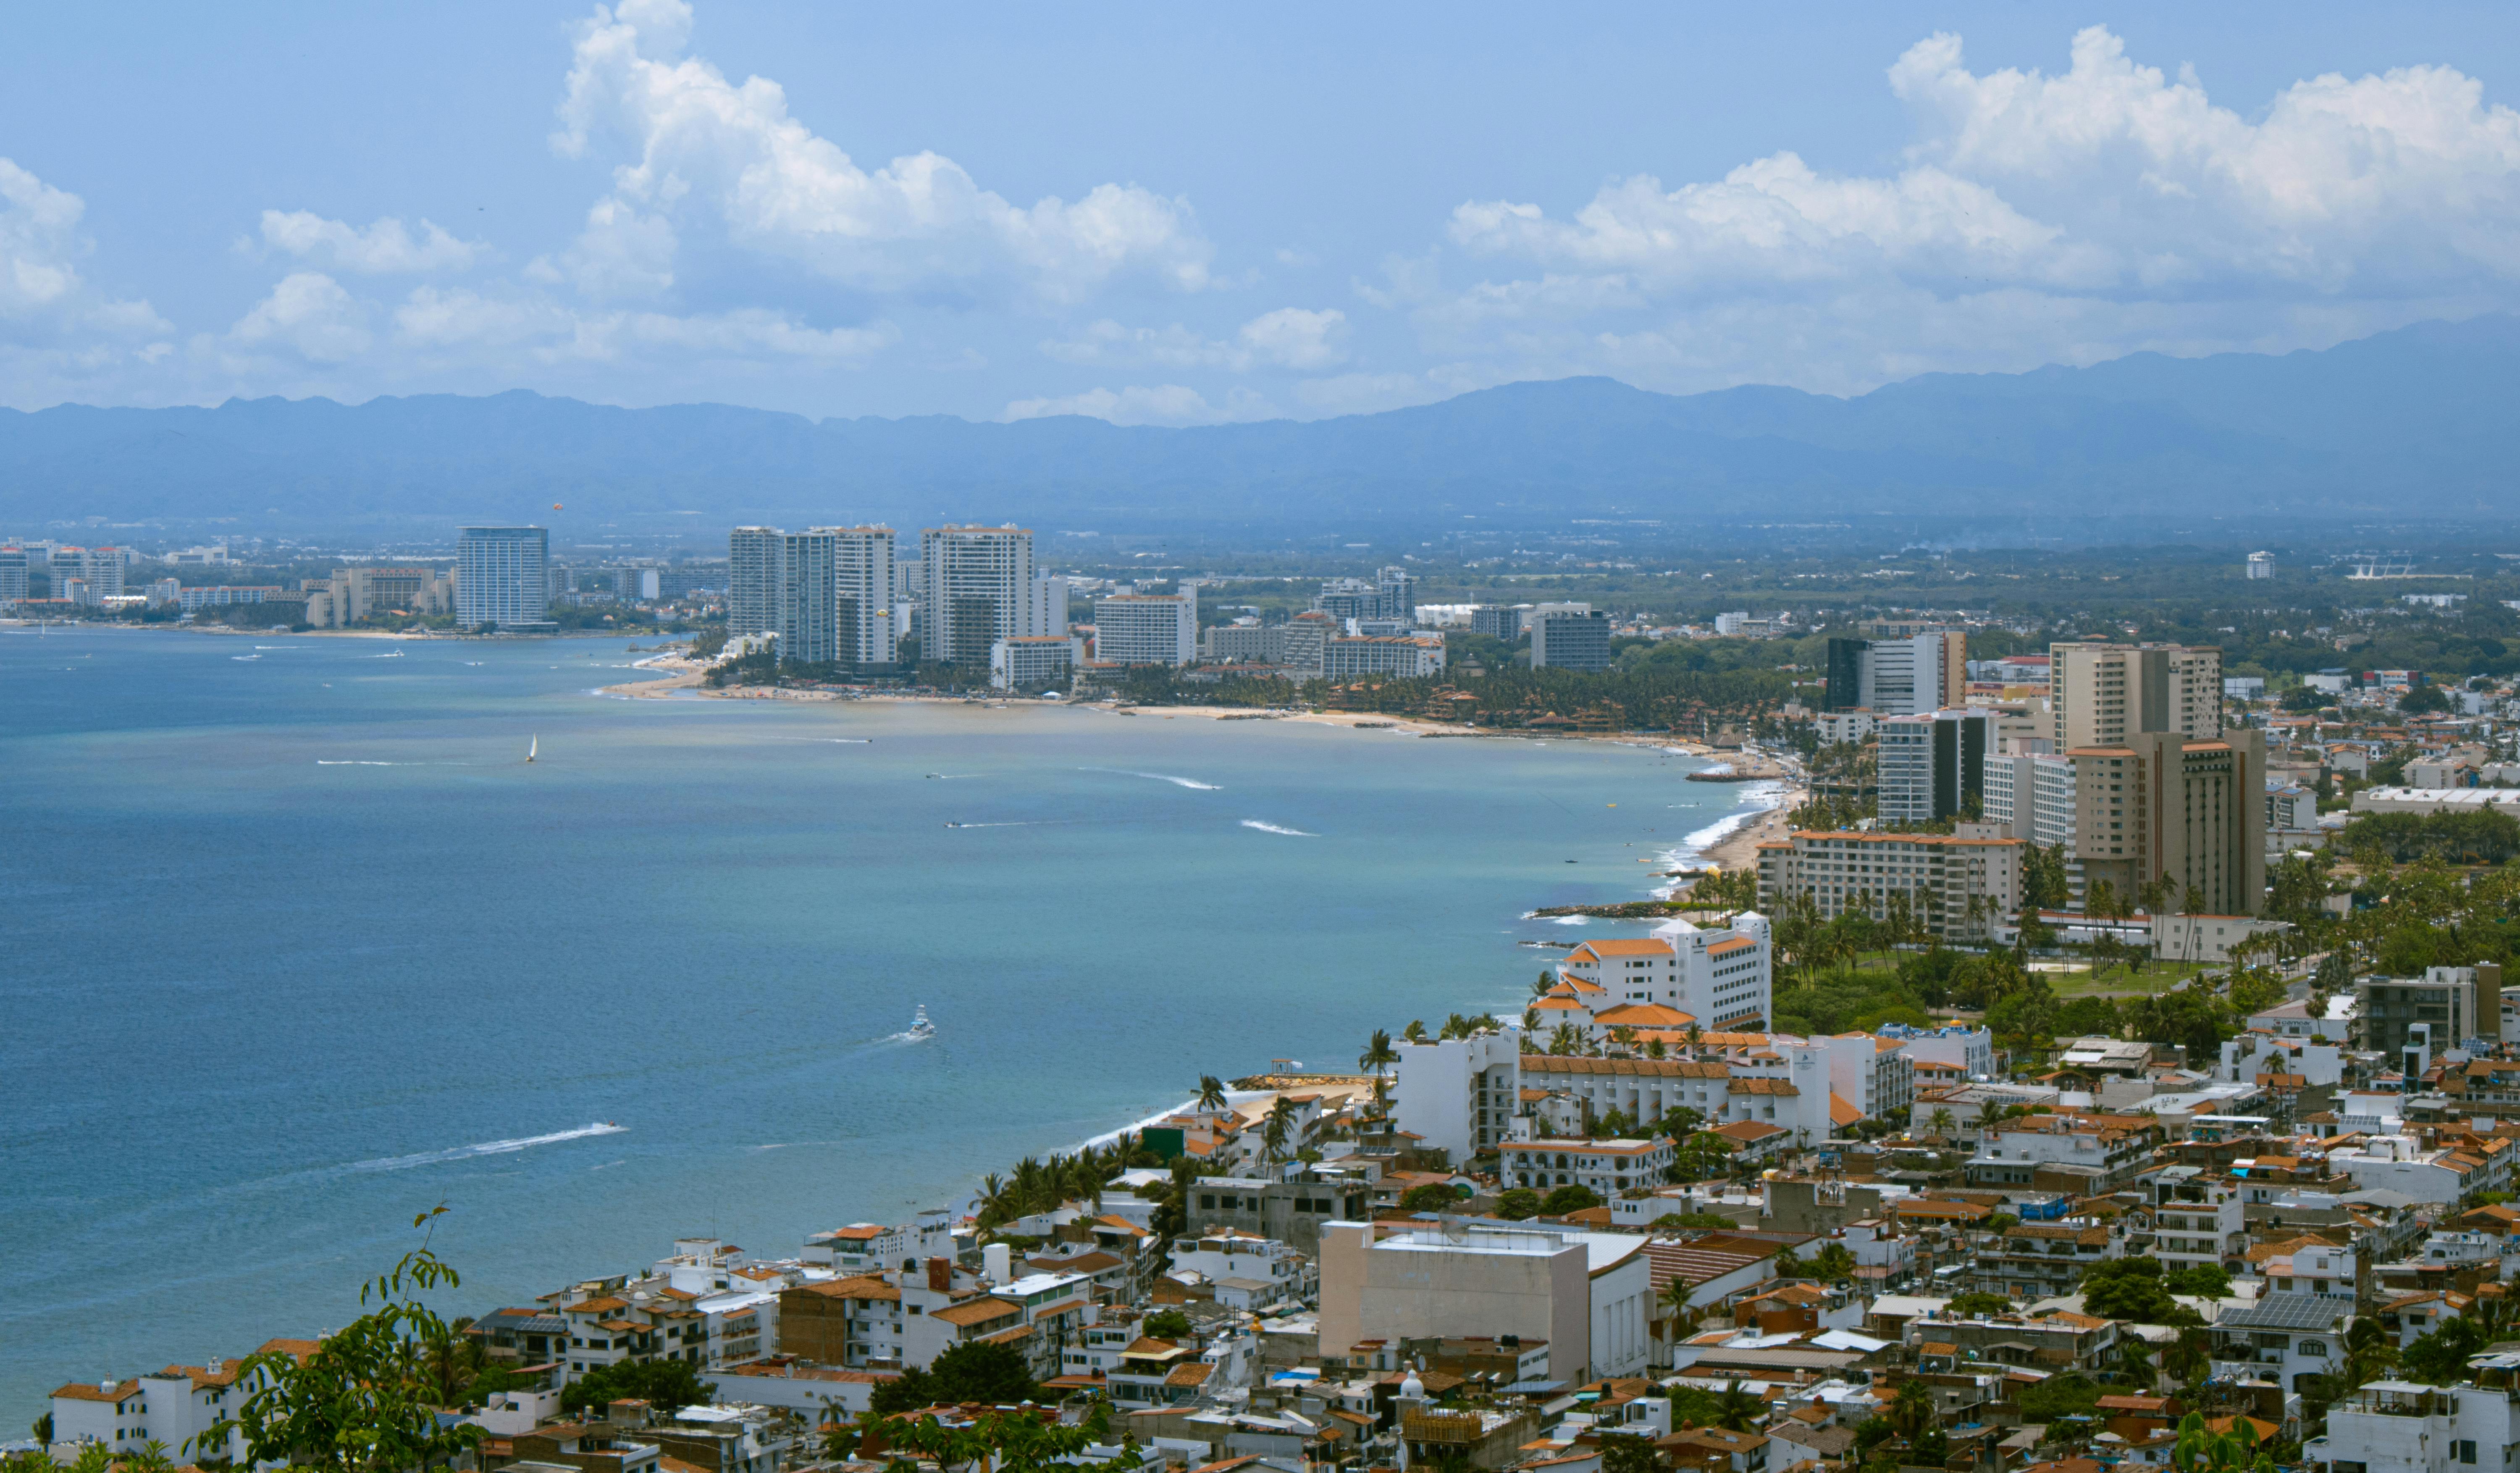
[1083,767,1220,790]
[1240,819,1316,836]
[349,1122,626,1173]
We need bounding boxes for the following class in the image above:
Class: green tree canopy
[1540,1184,1604,1216]
[1401,1183,1466,1213]
[868,1341,1040,1415]
[559,1359,716,1416]
[1495,1188,1543,1220]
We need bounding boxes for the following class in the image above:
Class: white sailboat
[527,735,538,763]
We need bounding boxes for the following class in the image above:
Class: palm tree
[1262,1097,1299,1163]
[1360,1028,1399,1118]
[1885,1378,1936,1444]
[1196,1075,1228,1114]
[976,1173,1013,1229]
[1714,1381,1762,1432]
[2342,1317,2397,1390]
[1928,1107,1956,1144]
[1402,1019,1428,1043]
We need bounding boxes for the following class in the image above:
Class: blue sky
[7,2,2520,423]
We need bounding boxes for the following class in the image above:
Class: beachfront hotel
[455,525,552,631]
[919,524,1044,665]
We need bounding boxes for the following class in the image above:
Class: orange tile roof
[1596,1004,1698,1028]
[931,1297,1021,1327]
[1573,939,1677,957]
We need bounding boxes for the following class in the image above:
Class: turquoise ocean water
[0,626,1773,1420]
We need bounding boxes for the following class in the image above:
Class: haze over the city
[11,1,2520,425]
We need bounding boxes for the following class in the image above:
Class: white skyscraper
[455,526,551,630]
[920,525,1037,665]
[1093,593,1196,666]
[728,527,782,638]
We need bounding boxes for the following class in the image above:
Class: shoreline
[598,663,1797,872]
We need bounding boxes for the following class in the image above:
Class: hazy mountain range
[7,315,2520,534]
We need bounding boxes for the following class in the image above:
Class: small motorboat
[907,1005,936,1040]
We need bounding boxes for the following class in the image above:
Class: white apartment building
[1877,710,1997,825]
[920,525,1039,665]
[730,527,783,637]
[2151,1182,2247,1278]
[1205,621,1286,663]
[50,1360,258,1465]
[2030,753,2078,850]
[2312,1378,2520,1473]
[991,635,1083,689]
[1891,1024,1995,1080]
[1094,593,1196,666]
[0,546,26,604]
[1500,1138,1675,1195]
[1323,634,1446,678]
[1517,1055,1823,1142]
[2329,1136,2498,1204]
[1815,710,1875,744]
[51,546,128,600]
[2211,1292,2352,1394]
[1825,1034,1914,1121]
[1317,1220,1651,1383]
[1754,830,2022,942]
[1281,610,1337,676]
[1392,1029,1524,1163]
[1861,632,1964,716]
[1169,1231,1315,1309]
[1558,921,1772,1032]
[456,526,551,630]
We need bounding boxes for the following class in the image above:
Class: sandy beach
[1703,786,1804,870]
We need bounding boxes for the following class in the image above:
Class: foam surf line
[1240,819,1315,836]
[1648,780,1792,898]
[349,1122,626,1172]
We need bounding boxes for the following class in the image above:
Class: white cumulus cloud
[1431,26,2520,392]
[0,156,167,337]
[230,272,373,361]
[1002,383,1278,427]
[549,0,1213,304]
[258,211,486,273]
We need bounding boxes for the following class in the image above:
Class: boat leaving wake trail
[1082,767,1220,790]
[1240,819,1316,836]
[349,1122,626,1173]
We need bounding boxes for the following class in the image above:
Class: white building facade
[1094,594,1197,666]
[456,526,551,630]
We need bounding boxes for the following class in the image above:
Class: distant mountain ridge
[8,315,2520,531]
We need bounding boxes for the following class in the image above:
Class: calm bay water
[0,626,1761,1417]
